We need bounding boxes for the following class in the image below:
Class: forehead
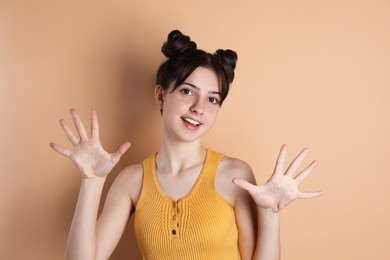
[184,67,220,92]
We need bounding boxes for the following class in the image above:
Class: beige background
[1,0,389,259]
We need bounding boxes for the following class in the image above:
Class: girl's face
[156,67,221,143]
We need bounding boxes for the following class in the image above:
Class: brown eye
[209,97,219,104]
[181,88,193,95]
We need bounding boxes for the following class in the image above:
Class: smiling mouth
[182,117,201,126]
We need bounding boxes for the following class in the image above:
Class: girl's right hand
[49,109,131,179]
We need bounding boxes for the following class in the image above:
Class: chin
[177,129,210,143]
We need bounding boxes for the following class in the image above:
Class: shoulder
[215,154,256,206]
[219,155,256,183]
[116,163,143,184]
[111,162,144,208]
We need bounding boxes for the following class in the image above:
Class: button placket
[171,200,180,237]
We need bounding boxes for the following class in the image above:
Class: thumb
[111,141,131,163]
[232,178,257,192]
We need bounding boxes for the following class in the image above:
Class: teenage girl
[50,30,321,260]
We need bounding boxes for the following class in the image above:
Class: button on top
[172,230,176,235]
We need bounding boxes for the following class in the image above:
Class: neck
[157,138,206,175]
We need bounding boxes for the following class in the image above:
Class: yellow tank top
[133,149,239,260]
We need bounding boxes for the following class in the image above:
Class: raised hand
[233,145,321,213]
[49,109,131,178]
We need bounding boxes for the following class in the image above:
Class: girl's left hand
[233,145,322,213]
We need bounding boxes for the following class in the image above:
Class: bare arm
[67,177,107,260]
[95,164,142,259]
[50,109,130,260]
[253,208,280,260]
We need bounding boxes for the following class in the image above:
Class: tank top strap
[201,149,224,186]
[141,153,158,196]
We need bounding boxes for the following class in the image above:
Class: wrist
[257,206,281,217]
[257,207,280,230]
[81,175,107,184]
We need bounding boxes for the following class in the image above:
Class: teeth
[183,117,200,126]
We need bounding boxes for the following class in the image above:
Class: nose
[190,97,205,115]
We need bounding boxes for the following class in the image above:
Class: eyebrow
[182,82,221,96]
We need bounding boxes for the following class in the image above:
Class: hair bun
[162,30,197,58]
[215,49,238,83]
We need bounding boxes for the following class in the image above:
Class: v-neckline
[152,149,210,203]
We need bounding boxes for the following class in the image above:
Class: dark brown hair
[156,30,238,105]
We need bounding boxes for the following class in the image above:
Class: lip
[181,116,202,129]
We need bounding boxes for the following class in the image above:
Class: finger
[49,142,72,157]
[90,109,99,140]
[111,141,131,164]
[294,160,318,184]
[298,191,322,199]
[60,119,79,146]
[70,108,88,140]
[232,178,257,193]
[273,144,287,176]
[285,147,309,177]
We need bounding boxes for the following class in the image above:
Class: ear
[154,85,164,111]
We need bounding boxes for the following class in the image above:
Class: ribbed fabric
[133,149,239,260]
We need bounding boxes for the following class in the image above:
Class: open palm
[49,109,130,178]
[234,145,321,213]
